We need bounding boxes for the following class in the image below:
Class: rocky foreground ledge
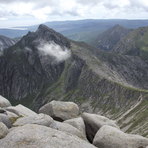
[0,95,148,148]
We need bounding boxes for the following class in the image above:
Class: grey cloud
[0,0,56,10]
[0,0,56,5]
[103,3,120,9]
[50,10,79,17]
[66,10,80,16]
[76,0,101,6]
[77,0,148,12]
[0,0,42,3]
[0,0,29,3]
[0,10,17,17]
[32,0,58,9]
[128,0,148,12]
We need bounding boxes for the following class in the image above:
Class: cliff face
[0,25,148,137]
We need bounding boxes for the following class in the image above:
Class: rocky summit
[0,96,147,148]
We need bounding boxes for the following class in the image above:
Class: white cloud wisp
[37,41,71,62]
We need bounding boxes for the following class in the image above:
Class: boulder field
[0,95,147,148]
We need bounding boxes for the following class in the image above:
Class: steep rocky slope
[0,25,148,137]
[0,35,16,53]
[94,25,131,50]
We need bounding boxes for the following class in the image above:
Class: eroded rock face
[82,112,119,142]
[0,124,96,148]
[50,120,87,140]
[0,122,9,139]
[13,113,53,127]
[93,125,148,148]
[39,100,79,121]
[0,95,11,108]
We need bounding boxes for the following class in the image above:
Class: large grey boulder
[50,121,87,140]
[93,125,148,148]
[13,113,53,127]
[0,122,9,139]
[6,104,37,117]
[64,117,87,139]
[0,96,11,108]
[39,100,79,121]
[82,112,119,142]
[0,114,12,128]
[0,124,96,148]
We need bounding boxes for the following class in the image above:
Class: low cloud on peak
[37,41,71,62]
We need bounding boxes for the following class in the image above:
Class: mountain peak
[113,24,124,28]
[38,24,49,29]
[18,24,71,48]
[37,24,55,33]
[111,24,128,32]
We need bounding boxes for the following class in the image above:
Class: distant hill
[113,26,148,62]
[94,25,131,50]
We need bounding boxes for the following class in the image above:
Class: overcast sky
[0,0,148,28]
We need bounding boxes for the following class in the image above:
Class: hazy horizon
[1,18,148,29]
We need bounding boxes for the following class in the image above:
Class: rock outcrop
[39,100,79,121]
[93,125,148,148]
